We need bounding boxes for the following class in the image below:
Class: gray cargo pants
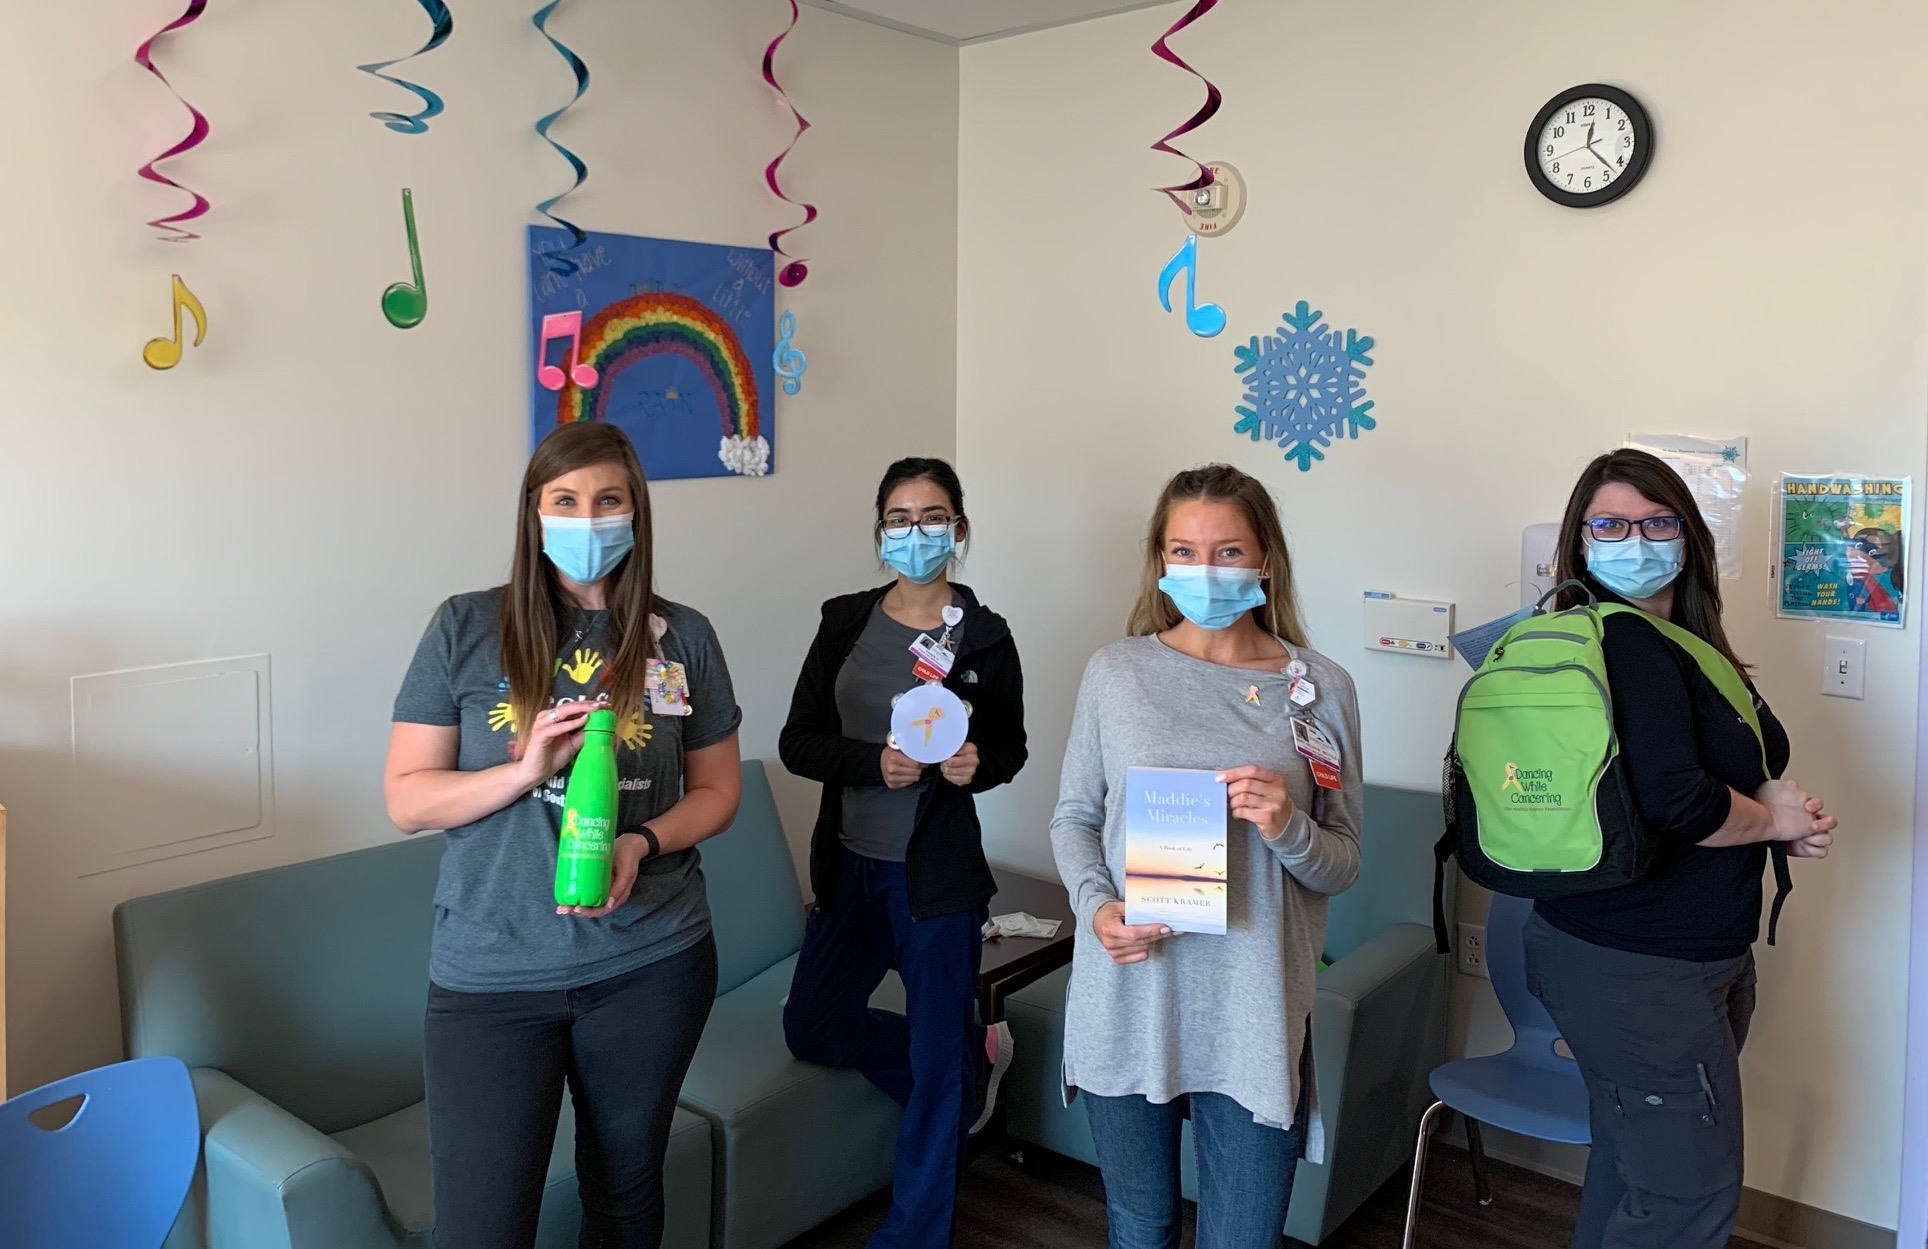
[1522,910,1756,1249]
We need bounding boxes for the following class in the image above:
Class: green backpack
[1432,582,1789,949]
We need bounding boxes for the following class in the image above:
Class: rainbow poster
[527,228,775,479]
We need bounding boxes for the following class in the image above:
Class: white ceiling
[801,0,1172,45]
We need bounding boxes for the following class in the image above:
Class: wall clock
[1525,84,1653,208]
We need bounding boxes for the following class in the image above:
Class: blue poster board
[527,228,776,479]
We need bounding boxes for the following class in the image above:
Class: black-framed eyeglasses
[881,514,957,540]
[1586,516,1683,542]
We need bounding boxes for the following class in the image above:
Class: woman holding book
[1050,463,1363,1249]
[780,457,1027,1249]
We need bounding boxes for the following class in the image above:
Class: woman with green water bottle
[384,421,742,1249]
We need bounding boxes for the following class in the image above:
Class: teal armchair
[113,824,711,1249]
[1001,783,1450,1244]
[673,760,905,1249]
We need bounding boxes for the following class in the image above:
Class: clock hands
[1584,123,1616,172]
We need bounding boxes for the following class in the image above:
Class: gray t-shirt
[833,598,960,862]
[393,589,741,993]
[1049,635,1363,1153]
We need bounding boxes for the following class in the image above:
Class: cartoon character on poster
[528,228,776,479]
[1777,474,1910,627]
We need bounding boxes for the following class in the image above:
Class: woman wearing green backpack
[1524,448,1836,1249]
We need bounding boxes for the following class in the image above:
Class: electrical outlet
[1457,923,1489,979]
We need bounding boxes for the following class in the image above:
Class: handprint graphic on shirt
[488,702,518,733]
[556,649,604,685]
[619,708,653,752]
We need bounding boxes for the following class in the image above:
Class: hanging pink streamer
[1150,0,1221,215]
[135,0,212,242]
[761,0,817,288]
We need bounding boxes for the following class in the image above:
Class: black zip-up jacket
[778,583,1026,920]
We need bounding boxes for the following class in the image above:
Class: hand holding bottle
[518,700,596,789]
[560,831,649,917]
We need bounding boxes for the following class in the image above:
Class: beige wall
[957,0,1923,1231]
[0,0,957,1096]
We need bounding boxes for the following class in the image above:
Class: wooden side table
[978,867,1075,1024]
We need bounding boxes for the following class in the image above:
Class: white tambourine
[889,684,970,764]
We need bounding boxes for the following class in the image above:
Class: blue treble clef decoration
[774,309,808,395]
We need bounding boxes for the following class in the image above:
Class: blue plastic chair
[0,1056,200,1249]
[1400,893,1590,1247]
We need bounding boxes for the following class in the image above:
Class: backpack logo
[1501,762,1524,793]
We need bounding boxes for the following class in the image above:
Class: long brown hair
[1127,464,1310,646]
[1554,448,1747,672]
[500,423,657,739]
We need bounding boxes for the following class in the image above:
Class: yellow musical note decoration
[142,274,208,370]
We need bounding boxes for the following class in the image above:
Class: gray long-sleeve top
[1049,634,1363,1149]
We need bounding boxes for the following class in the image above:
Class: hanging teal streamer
[358,0,454,134]
[532,0,590,275]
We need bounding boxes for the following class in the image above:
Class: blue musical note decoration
[1157,234,1227,338]
[773,309,807,395]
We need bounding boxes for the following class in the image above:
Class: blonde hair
[1126,464,1309,645]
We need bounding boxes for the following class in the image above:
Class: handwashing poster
[1776,474,1909,627]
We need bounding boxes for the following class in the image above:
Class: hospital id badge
[1291,717,1343,790]
[908,633,955,683]
[647,660,693,717]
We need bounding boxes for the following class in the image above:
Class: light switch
[1822,637,1865,700]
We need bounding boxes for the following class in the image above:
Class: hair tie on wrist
[638,825,661,859]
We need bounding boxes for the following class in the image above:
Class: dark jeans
[1523,911,1755,1249]
[782,851,986,1249]
[1084,1091,1304,1249]
[424,935,718,1249]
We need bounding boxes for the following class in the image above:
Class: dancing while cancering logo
[1500,762,1564,808]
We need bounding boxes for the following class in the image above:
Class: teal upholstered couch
[1001,783,1450,1245]
[114,826,712,1249]
[115,759,898,1249]
[676,760,903,1249]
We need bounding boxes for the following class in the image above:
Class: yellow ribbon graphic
[1501,762,1524,792]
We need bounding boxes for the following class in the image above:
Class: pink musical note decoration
[536,310,599,391]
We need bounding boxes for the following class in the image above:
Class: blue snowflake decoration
[1232,301,1377,471]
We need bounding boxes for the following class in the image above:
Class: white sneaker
[969,1022,1014,1136]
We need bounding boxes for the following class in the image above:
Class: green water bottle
[554,708,619,908]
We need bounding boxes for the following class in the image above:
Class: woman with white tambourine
[778,457,1027,1249]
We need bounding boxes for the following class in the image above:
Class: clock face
[1525,84,1653,208]
[1536,99,1635,196]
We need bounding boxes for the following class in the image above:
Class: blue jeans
[782,852,987,1249]
[1085,1090,1304,1249]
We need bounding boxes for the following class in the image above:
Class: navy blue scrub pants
[783,850,987,1249]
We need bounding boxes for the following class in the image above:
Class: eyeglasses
[881,515,956,540]
[1585,516,1683,543]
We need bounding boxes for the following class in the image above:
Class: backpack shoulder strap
[1599,604,1792,943]
[1598,605,1764,767]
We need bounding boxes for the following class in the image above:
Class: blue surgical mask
[1158,564,1267,631]
[880,524,955,585]
[542,513,635,584]
[1586,536,1684,600]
